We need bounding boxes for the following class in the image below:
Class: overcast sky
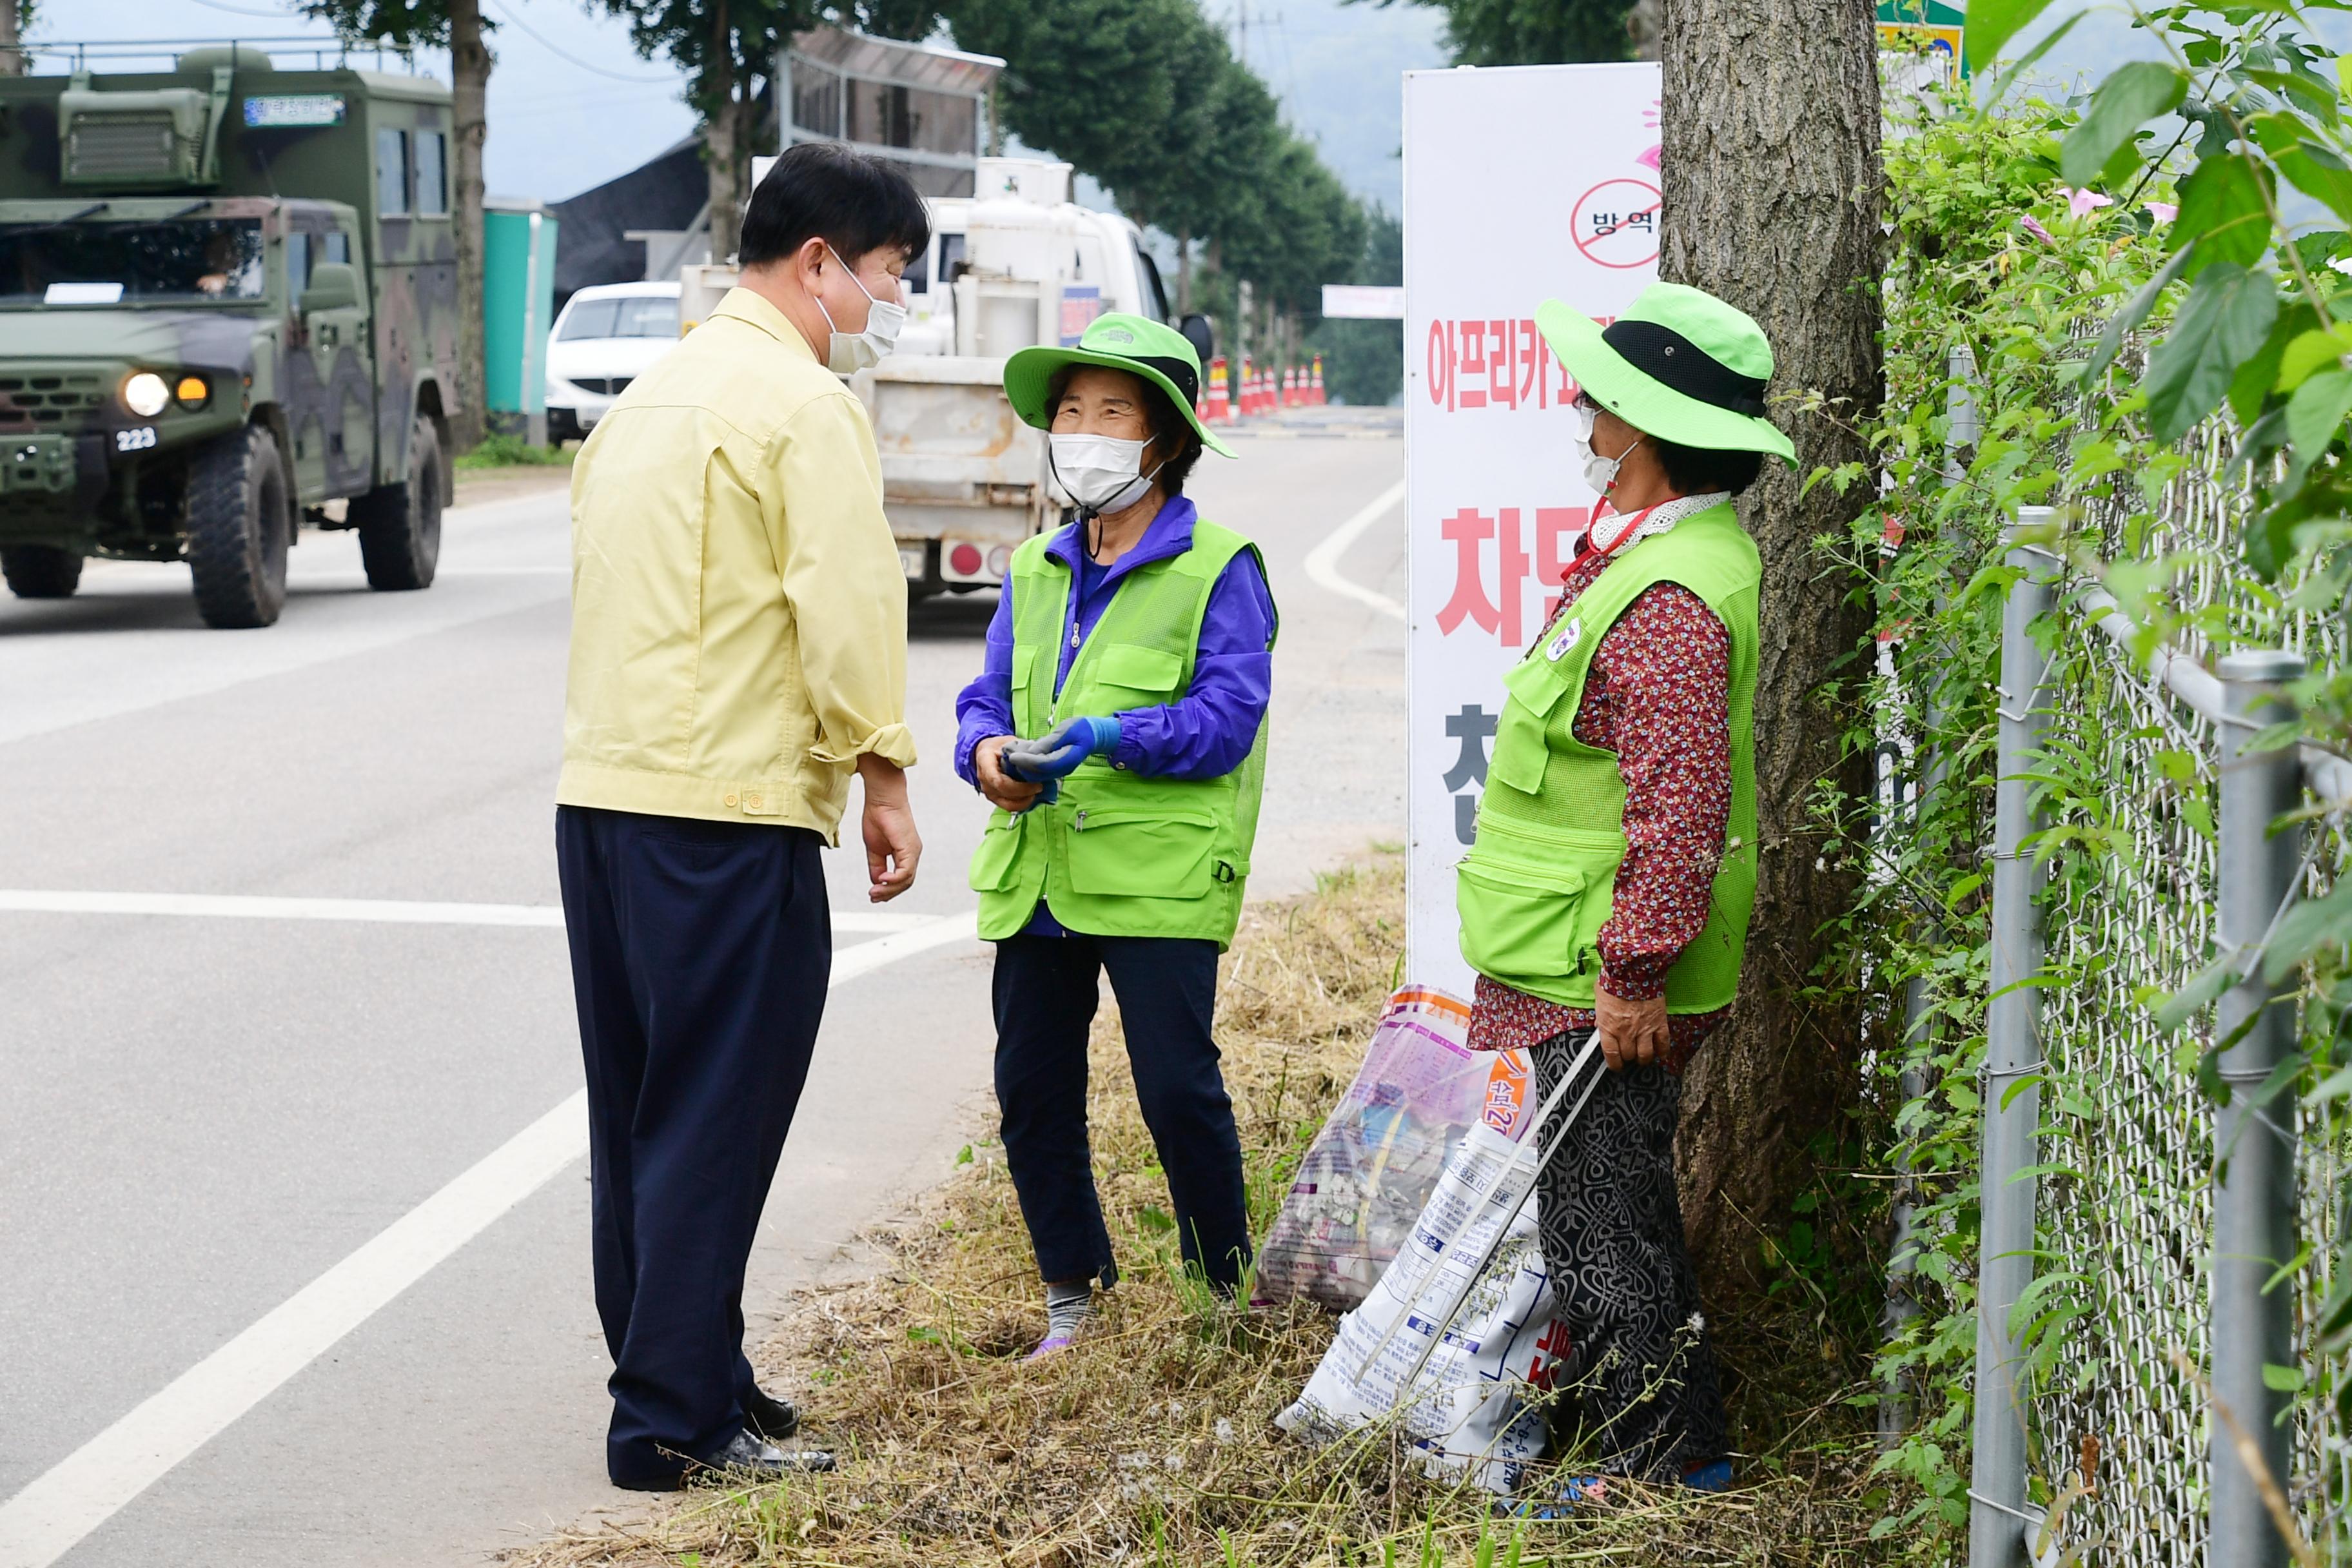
[29,2,2290,215]
[37,0,1446,211]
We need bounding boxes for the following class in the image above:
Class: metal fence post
[1970,516,2056,1568]
[2210,649,2306,1568]
[1882,348,1982,1449]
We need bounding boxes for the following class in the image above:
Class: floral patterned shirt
[1466,502,1736,1073]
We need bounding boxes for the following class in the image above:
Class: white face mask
[1569,401,1640,496]
[816,245,906,374]
[1049,431,1162,516]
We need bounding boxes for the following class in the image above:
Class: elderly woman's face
[1051,366,1157,451]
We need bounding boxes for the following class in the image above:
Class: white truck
[680,156,1206,597]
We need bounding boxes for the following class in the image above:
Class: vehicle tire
[351,413,442,591]
[186,423,291,629]
[1,545,82,599]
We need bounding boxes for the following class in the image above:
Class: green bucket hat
[1004,312,1237,460]
[1534,283,1796,464]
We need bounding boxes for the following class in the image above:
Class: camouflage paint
[0,57,460,554]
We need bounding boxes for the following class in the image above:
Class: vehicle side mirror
[1179,312,1214,366]
[301,262,360,316]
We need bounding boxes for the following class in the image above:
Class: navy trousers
[992,932,1251,1291]
[555,805,830,1487]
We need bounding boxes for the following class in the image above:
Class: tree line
[296,0,1389,424]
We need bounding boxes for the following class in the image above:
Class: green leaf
[2155,953,2235,1031]
[2170,155,2278,277]
[2264,1362,2308,1393]
[2231,301,2313,424]
[2062,63,2189,187]
[1136,1204,1177,1233]
[2277,140,2352,228]
[2286,368,2352,480]
[2264,877,2352,979]
[2275,321,2352,393]
[2145,264,2282,442]
[956,1142,974,1166]
[2081,244,2193,386]
[1964,0,2061,75]
[2295,230,2352,275]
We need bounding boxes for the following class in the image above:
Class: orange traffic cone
[1309,355,1326,406]
[1208,357,1231,422]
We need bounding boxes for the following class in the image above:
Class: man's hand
[856,754,921,902]
[1594,980,1669,1072]
[973,735,1044,814]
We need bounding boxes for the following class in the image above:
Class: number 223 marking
[114,426,157,453]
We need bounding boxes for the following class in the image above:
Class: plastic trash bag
[1255,986,1526,1310]
[1277,1037,1610,1495]
[1275,1117,1564,1495]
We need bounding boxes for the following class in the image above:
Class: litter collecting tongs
[1349,1032,1609,1396]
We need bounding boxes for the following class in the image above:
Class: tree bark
[1177,229,1191,315]
[1659,0,1881,1301]
[449,0,490,451]
[0,3,25,77]
[703,3,746,266]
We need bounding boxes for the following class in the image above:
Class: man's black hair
[1652,436,1767,497]
[738,142,930,271]
[1048,366,1204,498]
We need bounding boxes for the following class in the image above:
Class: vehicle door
[293,222,374,502]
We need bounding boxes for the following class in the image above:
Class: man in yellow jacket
[554,144,926,1491]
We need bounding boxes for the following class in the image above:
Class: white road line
[0,908,980,1568]
[0,889,929,935]
[1300,478,1407,623]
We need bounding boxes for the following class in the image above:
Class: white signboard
[1402,62,1662,996]
[1322,284,1406,320]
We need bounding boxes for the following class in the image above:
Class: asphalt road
[0,418,1407,1568]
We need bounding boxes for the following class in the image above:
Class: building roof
[787,28,1002,96]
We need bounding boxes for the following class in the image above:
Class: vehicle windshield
[0,218,268,307]
[560,294,678,340]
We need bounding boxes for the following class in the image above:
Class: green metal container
[483,197,556,441]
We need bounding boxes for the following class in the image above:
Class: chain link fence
[1959,422,2352,1561]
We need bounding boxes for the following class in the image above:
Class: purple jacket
[954,495,1277,789]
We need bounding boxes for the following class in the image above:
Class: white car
[545,281,681,444]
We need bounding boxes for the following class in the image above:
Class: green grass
[453,432,571,471]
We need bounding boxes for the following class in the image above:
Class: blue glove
[999,717,1122,807]
[1003,716,1121,781]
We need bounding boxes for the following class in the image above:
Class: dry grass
[509,853,1894,1567]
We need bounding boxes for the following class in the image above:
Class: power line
[184,0,308,18]
[480,0,674,84]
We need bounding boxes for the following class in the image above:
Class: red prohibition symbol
[1570,179,1663,270]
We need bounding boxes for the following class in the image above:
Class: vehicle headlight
[122,372,170,418]
[175,375,209,409]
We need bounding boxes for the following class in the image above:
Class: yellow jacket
[557,288,916,841]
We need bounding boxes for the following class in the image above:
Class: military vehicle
[0,44,460,627]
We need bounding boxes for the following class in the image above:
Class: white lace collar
[1585,490,1734,556]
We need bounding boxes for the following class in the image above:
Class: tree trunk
[0,3,25,77]
[1177,229,1191,314]
[707,92,745,265]
[703,3,745,267]
[1659,0,1881,1302]
[449,0,490,451]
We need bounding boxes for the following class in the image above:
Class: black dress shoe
[741,1384,801,1441]
[611,1430,834,1492]
[695,1430,836,1484]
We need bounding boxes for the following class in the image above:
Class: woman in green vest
[953,314,1278,1358]
[1459,283,1793,1499]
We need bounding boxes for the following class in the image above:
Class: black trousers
[556,805,830,1487]
[992,932,1251,1291]
[1533,1029,1728,1481]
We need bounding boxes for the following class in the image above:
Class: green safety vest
[966,518,1276,948]
[1456,502,1761,1011]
